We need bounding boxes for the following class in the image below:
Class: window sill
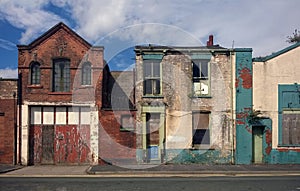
[79,85,93,89]
[191,95,212,98]
[190,145,213,150]
[277,145,300,148]
[142,95,164,99]
[27,85,43,89]
[48,92,72,95]
[120,128,135,132]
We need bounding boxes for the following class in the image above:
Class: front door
[146,113,161,162]
[252,126,263,163]
[41,125,54,164]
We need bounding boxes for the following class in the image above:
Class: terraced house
[134,40,253,164]
[2,22,298,166]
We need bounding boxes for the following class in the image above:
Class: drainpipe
[18,73,22,165]
[13,91,17,165]
[229,50,235,164]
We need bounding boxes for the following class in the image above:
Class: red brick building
[99,68,136,165]
[0,78,18,164]
[17,22,103,165]
[16,22,137,165]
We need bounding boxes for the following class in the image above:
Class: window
[192,59,210,96]
[120,114,134,131]
[143,60,161,95]
[282,111,300,145]
[82,62,91,85]
[53,58,70,92]
[278,85,300,146]
[30,106,90,125]
[192,112,210,146]
[30,62,40,85]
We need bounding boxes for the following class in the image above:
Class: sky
[0,0,299,78]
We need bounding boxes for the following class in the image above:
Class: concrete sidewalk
[0,165,23,174]
[1,164,300,177]
[87,164,300,177]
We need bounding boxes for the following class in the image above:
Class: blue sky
[0,0,300,78]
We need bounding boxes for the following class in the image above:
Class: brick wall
[99,110,136,164]
[18,23,104,105]
[0,79,17,164]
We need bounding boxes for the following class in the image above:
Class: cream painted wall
[253,46,300,148]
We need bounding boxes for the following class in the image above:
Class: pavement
[1,164,300,177]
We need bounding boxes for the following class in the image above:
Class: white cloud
[0,68,18,78]
[0,38,16,50]
[0,0,300,57]
[0,0,67,44]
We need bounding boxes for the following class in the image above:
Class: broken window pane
[192,59,210,96]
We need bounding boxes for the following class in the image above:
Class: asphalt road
[1,176,300,191]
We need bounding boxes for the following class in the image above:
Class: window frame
[192,111,211,148]
[280,110,300,146]
[278,84,300,147]
[192,59,211,97]
[120,114,135,131]
[143,59,162,96]
[52,58,71,92]
[81,62,92,86]
[30,61,41,85]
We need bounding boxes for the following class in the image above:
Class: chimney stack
[207,35,214,46]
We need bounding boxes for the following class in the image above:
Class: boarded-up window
[192,112,210,145]
[43,107,54,125]
[68,107,79,125]
[55,107,66,125]
[282,111,300,145]
[30,107,42,125]
[146,113,160,145]
[121,115,134,131]
[80,107,90,125]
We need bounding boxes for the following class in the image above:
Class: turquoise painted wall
[165,149,232,164]
[254,117,300,164]
[234,48,253,164]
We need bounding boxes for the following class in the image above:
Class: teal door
[252,126,263,163]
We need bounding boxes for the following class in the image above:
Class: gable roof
[253,42,300,62]
[17,22,91,50]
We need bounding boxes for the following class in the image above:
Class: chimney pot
[207,35,214,46]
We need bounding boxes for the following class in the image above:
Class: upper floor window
[81,62,92,85]
[30,62,40,85]
[53,58,70,92]
[143,60,161,95]
[192,59,210,96]
[192,111,210,147]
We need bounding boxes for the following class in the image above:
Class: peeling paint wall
[135,47,235,164]
[235,48,253,164]
[18,23,103,165]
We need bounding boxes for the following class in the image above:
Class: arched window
[53,58,70,92]
[82,62,91,85]
[30,62,40,85]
